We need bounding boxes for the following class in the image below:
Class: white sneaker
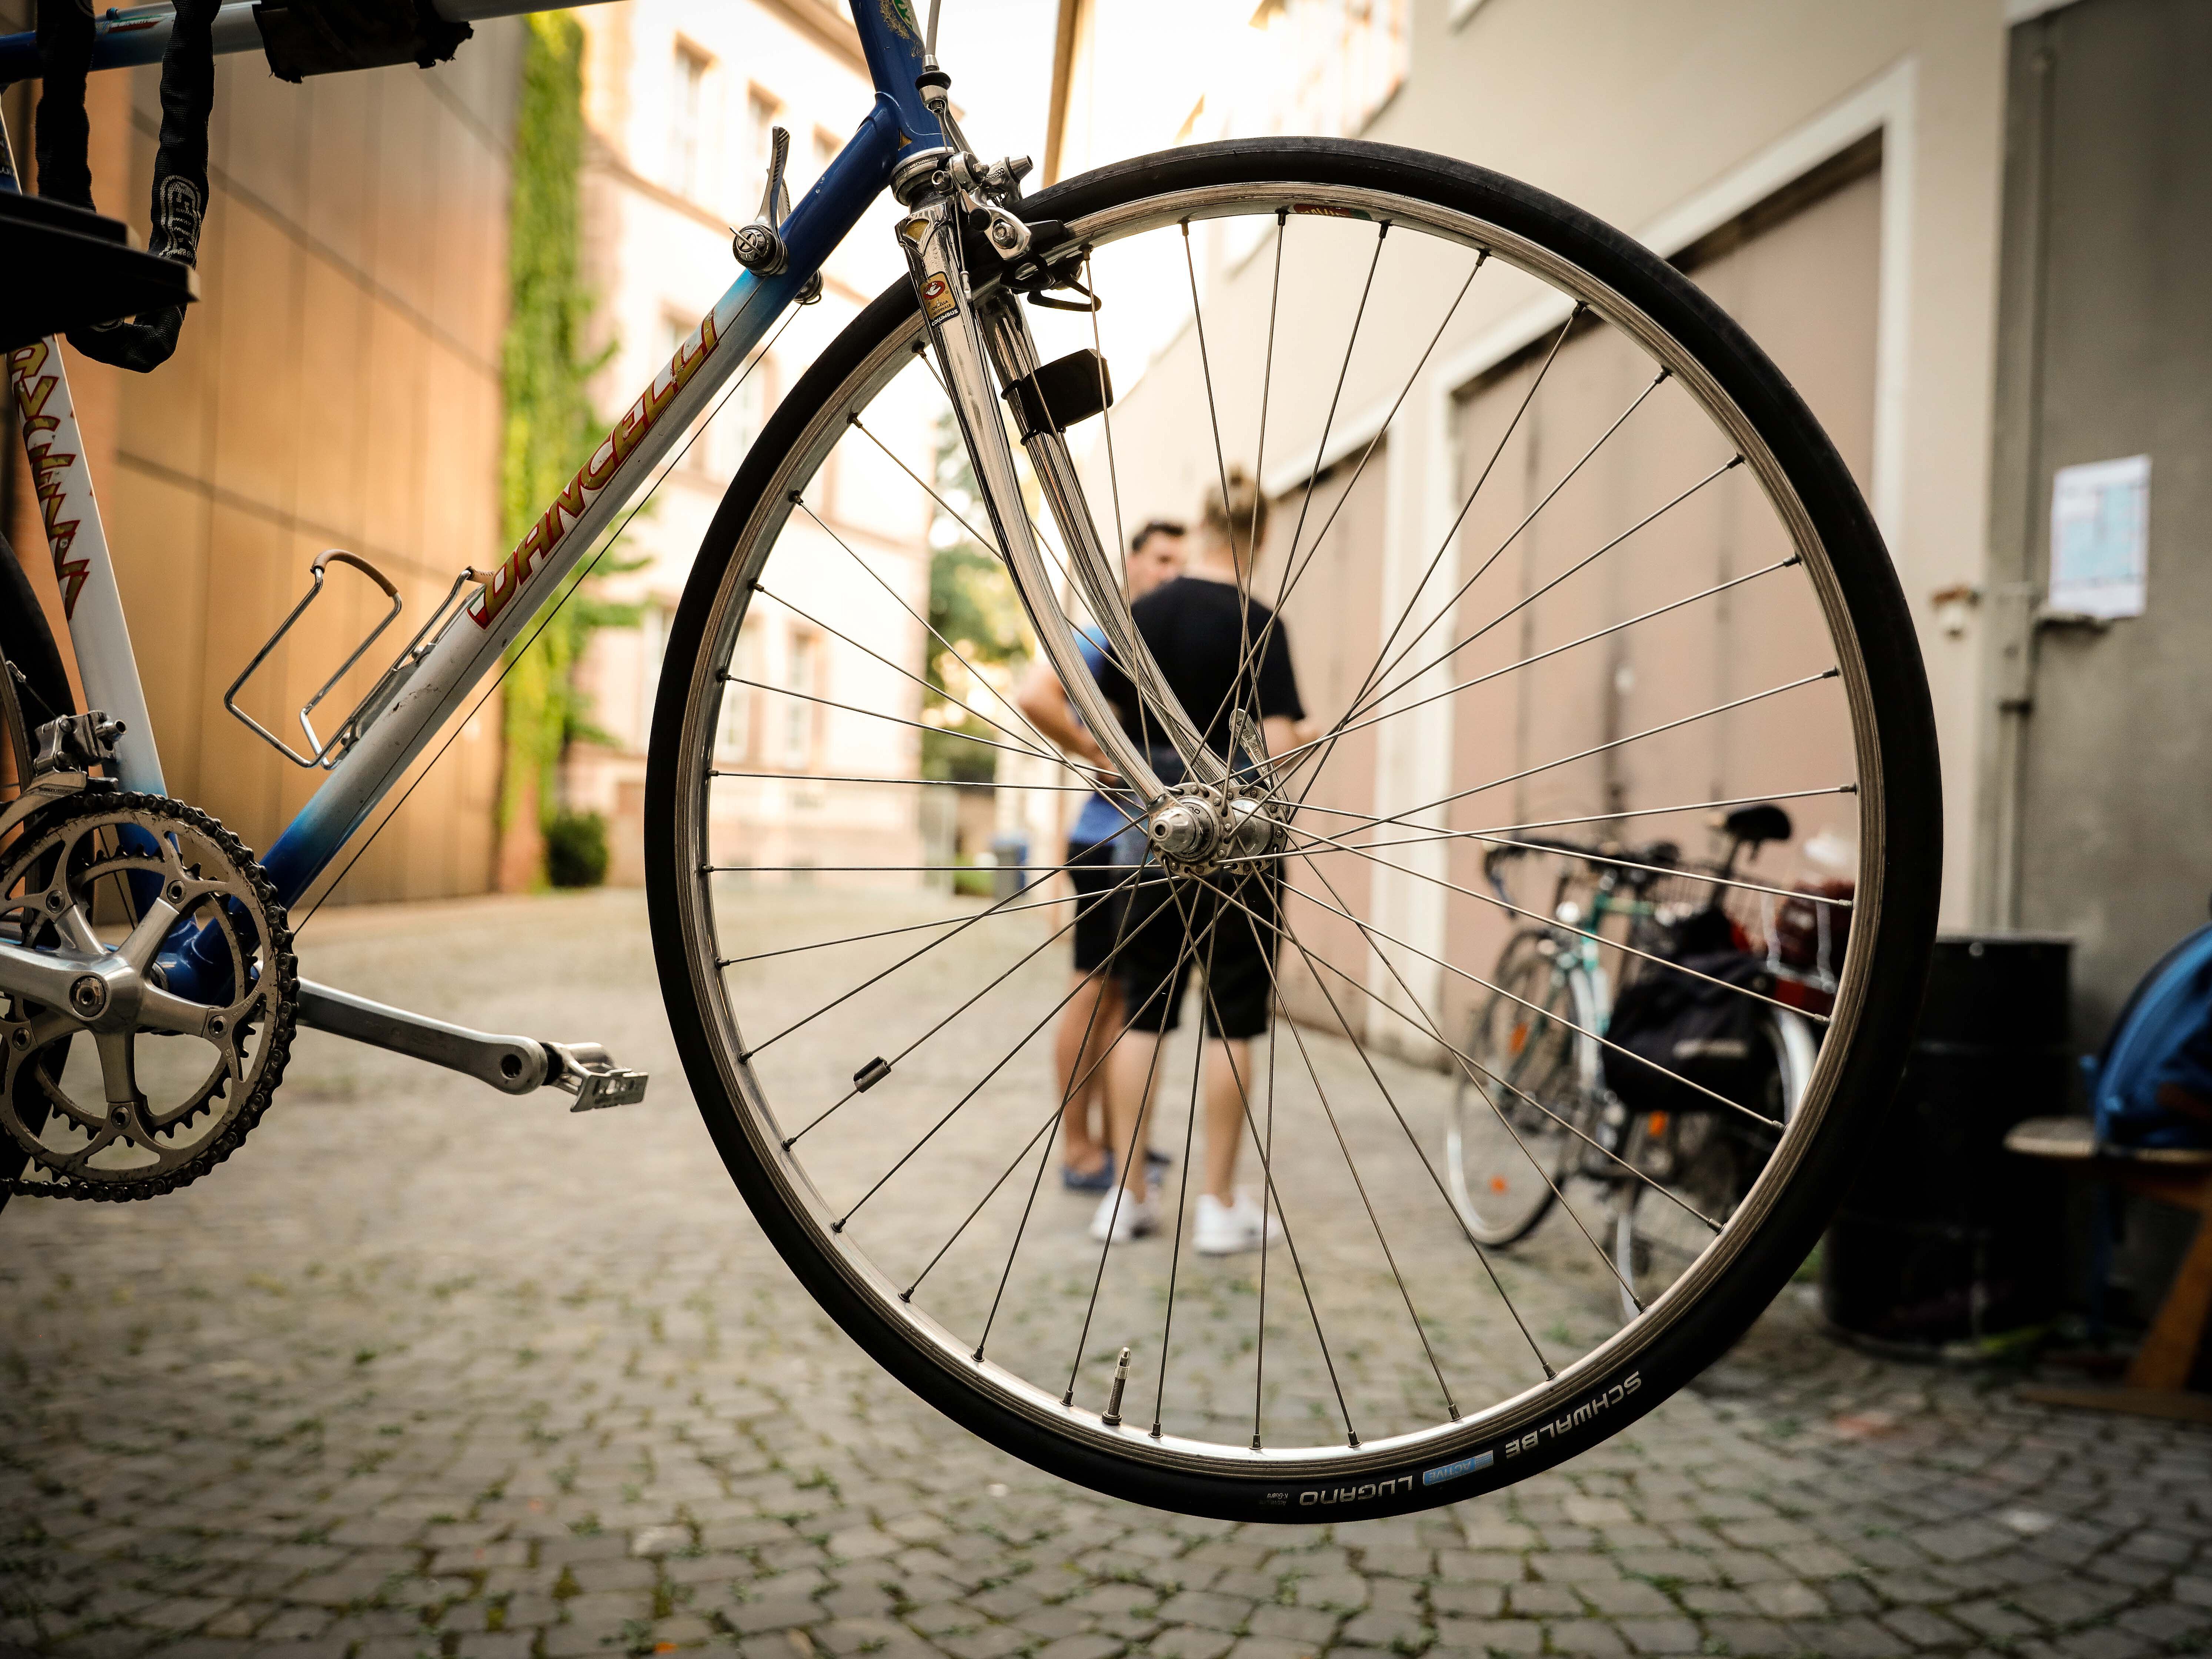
[1194,1192,1281,1255]
[1090,1189,1159,1244]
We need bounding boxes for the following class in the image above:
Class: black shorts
[1068,837,1127,974]
[1116,865,1280,1039]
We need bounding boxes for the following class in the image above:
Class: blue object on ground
[2088,922,2212,1149]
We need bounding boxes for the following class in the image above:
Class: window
[724,354,768,470]
[747,87,784,209]
[784,629,821,765]
[670,42,711,200]
[717,625,762,761]
[663,310,713,473]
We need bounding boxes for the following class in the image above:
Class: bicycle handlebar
[0,0,611,86]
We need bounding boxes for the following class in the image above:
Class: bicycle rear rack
[223,550,484,769]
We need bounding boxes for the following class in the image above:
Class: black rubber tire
[645,137,1941,1521]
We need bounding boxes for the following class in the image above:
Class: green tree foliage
[922,415,1030,784]
[496,10,633,881]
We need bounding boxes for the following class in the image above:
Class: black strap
[252,0,472,83]
[34,0,220,374]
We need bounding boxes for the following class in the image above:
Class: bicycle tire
[1446,931,1591,1246]
[1612,1005,1818,1318]
[645,137,1941,1521]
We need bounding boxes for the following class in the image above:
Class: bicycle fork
[890,173,1217,808]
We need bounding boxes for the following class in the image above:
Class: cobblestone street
[1,890,2207,1659]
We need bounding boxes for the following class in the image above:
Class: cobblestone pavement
[1,890,2208,1659]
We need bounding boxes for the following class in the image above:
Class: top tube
[0,0,945,137]
[0,0,614,85]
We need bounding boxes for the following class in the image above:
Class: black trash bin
[1822,932,2072,1353]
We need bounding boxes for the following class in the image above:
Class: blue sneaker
[1062,1155,1115,1192]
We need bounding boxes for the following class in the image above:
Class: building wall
[568,0,937,890]
[1981,0,2212,1031]
[5,17,521,908]
[1057,0,2016,934]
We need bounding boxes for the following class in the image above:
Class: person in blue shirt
[1016,520,1188,1190]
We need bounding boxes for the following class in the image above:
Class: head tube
[847,0,945,148]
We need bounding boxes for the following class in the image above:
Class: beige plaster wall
[9,25,521,908]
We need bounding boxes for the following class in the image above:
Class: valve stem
[1100,1347,1131,1428]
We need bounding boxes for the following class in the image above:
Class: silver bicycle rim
[665,177,1887,1483]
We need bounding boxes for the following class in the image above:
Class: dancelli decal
[471,313,722,628]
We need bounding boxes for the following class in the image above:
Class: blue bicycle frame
[1,0,943,999]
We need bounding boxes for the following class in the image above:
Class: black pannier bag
[1601,934,1779,1120]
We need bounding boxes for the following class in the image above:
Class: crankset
[0,790,297,1199]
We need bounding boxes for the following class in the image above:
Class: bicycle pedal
[546,1041,650,1112]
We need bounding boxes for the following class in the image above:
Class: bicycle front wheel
[646,138,1939,1521]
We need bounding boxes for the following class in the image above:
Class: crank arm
[295,981,647,1109]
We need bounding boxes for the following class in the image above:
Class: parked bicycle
[1448,807,1829,1310]
[0,0,1939,1521]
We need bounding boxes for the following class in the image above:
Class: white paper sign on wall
[2049,454,2149,620]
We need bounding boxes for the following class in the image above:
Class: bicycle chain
[0,793,297,1201]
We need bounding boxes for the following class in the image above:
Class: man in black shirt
[1089,468,1303,1255]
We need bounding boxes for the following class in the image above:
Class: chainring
[0,793,297,1199]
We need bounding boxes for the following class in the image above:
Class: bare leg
[1106,1027,1167,1203]
[1202,1037,1252,1202]
[1056,971,1116,1176]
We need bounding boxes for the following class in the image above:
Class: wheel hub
[1145,784,1286,874]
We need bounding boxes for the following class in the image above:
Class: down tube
[249,96,914,919]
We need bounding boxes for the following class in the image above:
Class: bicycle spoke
[1252,937,1281,1451]
[832,873,1154,1229]
[1148,877,1217,1439]
[851,402,1201,778]
[1199,870,1555,1384]
[785,859,1150,1142]
[1293,299,1577,725]
[1272,868,1782,1131]
[1082,248,1130,580]
[1181,882,1361,1447]
[1342,367,1672,739]
[958,902,1162,1341]
[1283,458,1743,801]
[1292,669,1838,841]
[713,769,1109,794]
[1257,820,1846,912]
[721,674,1075,773]
[715,885,1091,969]
[1292,854,1646,1308]
[755,578,1062,770]
[1267,552,1797,791]
[1265,220,1389,627]
[1211,880,1462,1419]
[739,858,1138,1066]
[1280,814,1831,1025]
[778,503,1076,767]
[1062,898,1216,1411]
[1228,251,1488,700]
[1218,865,1721,1233]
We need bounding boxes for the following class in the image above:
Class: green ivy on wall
[495,9,631,886]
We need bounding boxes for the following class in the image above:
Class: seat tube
[0,118,163,795]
